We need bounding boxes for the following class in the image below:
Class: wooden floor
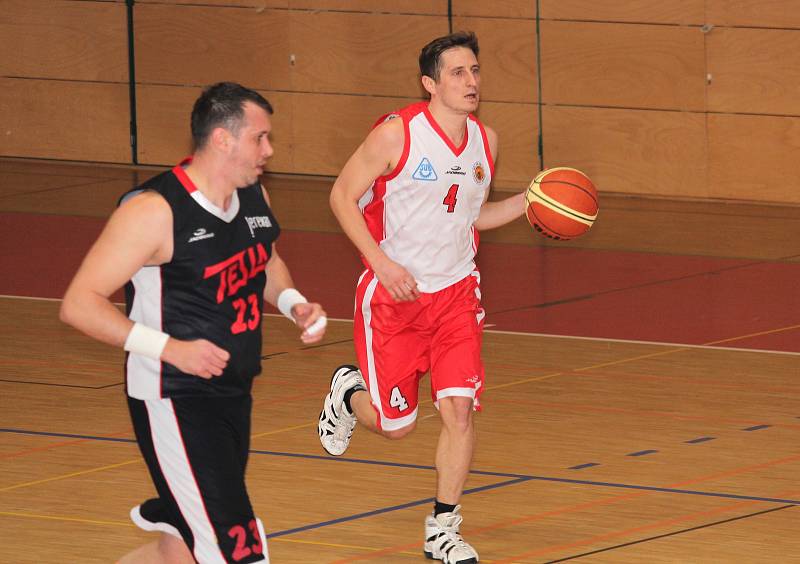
[1,157,800,563]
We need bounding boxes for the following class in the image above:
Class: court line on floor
[0,510,430,559]
[3,427,798,507]
[544,504,794,563]
[2,294,797,356]
[496,500,792,563]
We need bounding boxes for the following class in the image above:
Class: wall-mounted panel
[453,0,534,18]
[290,92,415,176]
[707,0,800,29]
[709,114,800,204]
[0,78,130,163]
[136,0,288,7]
[543,106,707,198]
[541,21,705,111]
[289,0,444,14]
[136,84,293,172]
[451,17,538,104]
[135,4,291,90]
[541,0,704,25]
[475,102,539,190]
[0,0,127,81]
[707,28,800,116]
[290,11,446,97]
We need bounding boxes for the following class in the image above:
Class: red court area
[2,211,798,353]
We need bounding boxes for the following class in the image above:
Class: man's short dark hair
[419,31,479,82]
[191,82,273,149]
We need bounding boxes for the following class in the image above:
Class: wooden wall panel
[706,0,800,29]
[0,0,127,82]
[452,0,534,18]
[0,78,130,163]
[475,103,540,190]
[134,4,291,90]
[708,114,800,204]
[290,11,445,97]
[540,21,705,111]
[541,0,704,25]
[542,106,707,198]
[136,85,293,172]
[289,0,444,14]
[451,16,538,104]
[707,28,800,116]
[290,93,413,176]
[135,0,288,6]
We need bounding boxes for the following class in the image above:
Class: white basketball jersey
[359,102,494,293]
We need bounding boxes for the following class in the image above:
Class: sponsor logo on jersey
[245,215,273,238]
[203,243,269,303]
[412,157,438,181]
[188,227,215,243]
[446,165,467,176]
[472,162,486,185]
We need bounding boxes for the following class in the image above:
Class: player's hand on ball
[162,338,230,379]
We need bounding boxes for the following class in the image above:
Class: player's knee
[383,421,416,440]
[438,396,474,433]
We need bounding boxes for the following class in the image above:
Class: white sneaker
[130,498,181,539]
[424,506,479,563]
[318,365,364,456]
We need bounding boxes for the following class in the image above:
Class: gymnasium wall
[1,0,799,204]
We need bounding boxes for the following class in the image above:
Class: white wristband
[124,322,170,360]
[277,288,307,321]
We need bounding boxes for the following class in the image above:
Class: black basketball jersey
[123,160,280,399]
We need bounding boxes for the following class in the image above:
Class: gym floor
[1,157,799,562]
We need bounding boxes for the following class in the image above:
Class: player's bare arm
[473,126,526,230]
[60,192,172,347]
[60,191,230,379]
[261,186,327,343]
[330,118,421,301]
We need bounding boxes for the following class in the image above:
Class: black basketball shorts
[127,394,269,563]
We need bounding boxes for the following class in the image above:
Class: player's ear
[210,127,231,153]
[421,75,436,97]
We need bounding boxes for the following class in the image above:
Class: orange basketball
[525,167,599,240]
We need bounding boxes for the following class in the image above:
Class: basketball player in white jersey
[61,83,327,563]
[317,32,527,563]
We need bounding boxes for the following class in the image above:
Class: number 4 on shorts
[390,386,409,411]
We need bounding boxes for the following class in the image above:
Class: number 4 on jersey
[390,386,409,411]
[443,183,459,213]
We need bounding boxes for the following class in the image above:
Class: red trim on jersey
[159,267,165,398]
[423,103,469,157]
[172,157,198,194]
[374,108,412,183]
[362,177,388,252]
[471,115,495,178]
[362,106,413,252]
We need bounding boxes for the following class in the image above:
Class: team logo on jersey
[188,228,215,243]
[412,157,438,181]
[245,215,273,238]
[472,162,486,185]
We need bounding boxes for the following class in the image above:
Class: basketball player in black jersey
[61,82,326,563]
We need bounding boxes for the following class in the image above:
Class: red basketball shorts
[353,270,485,431]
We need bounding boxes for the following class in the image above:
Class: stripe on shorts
[145,398,226,564]
[359,274,418,431]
